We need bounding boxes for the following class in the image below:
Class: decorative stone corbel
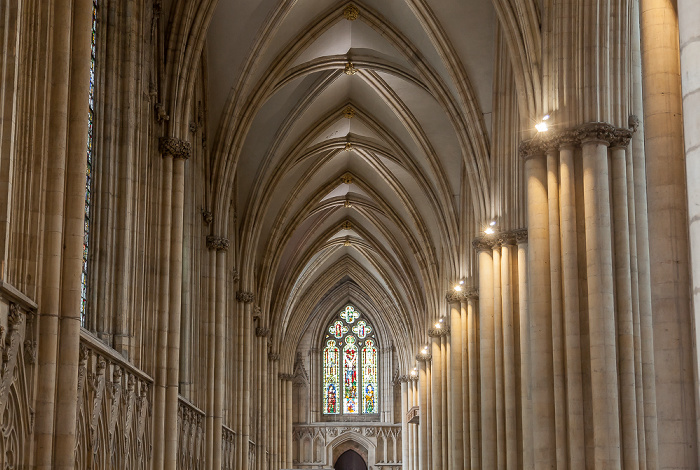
[236,291,254,303]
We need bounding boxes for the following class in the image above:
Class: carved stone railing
[293,423,402,468]
[177,396,205,470]
[76,330,153,469]
[221,425,236,470]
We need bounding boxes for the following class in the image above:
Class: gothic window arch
[322,305,378,416]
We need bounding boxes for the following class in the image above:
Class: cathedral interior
[1,0,700,468]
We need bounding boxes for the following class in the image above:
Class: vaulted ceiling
[203,0,499,368]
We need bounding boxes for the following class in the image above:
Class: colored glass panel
[340,305,360,324]
[343,336,358,413]
[352,320,371,339]
[362,339,378,413]
[81,0,98,327]
[323,340,340,414]
[329,320,348,339]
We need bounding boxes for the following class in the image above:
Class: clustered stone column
[234,290,254,470]
[519,121,658,468]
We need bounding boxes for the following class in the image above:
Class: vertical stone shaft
[280,375,287,468]
[286,377,293,465]
[582,137,621,467]
[413,378,420,470]
[460,299,471,466]
[630,0,659,464]
[524,151,556,469]
[206,248,216,466]
[401,379,410,469]
[242,301,253,470]
[493,245,505,470]
[54,3,94,467]
[441,334,449,466]
[558,144,585,466]
[611,144,640,468]
[678,0,700,456]
[418,358,429,470]
[449,300,465,470]
[641,0,697,465]
[34,0,73,466]
[213,247,226,468]
[517,238,533,470]
[430,335,442,469]
[478,246,496,467]
[501,242,517,469]
[164,153,187,468]
[467,296,480,469]
[547,147,567,468]
[152,154,172,470]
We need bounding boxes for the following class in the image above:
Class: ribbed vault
[204,0,499,372]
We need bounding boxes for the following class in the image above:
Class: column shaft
[430,336,442,469]
[517,240,533,470]
[467,297,480,469]
[479,247,496,468]
[418,359,429,470]
[213,248,226,468]
[450,301,465,470]
[501,243,517,469]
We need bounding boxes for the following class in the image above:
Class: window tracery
[322,305,378,416]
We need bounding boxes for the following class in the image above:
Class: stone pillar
[53,3,94,467]
[557,140,585,467]
[500,239,517,469]
[460,298,471,466]
[207,237,229,469]
[401,377,410,469]
[678,0,700,455]
[610,135,640,468]
[280,373,287,469]
[236,291,254,469]
[417,353,430,470]
[580,124,621,467]
[641,0,698,465]
[429,333,443,469]
[34,2,93,467]
[268,354,280,470]
[448,298,465,470]
[164,140,191,469]
[475,240,496,468]
[466,293,480,469]
[520,141,556,469]
[205,247,216,467]
[286,376,293,466]
[516,232,533,470]
[492,243,506,469]
[256,329,270,470]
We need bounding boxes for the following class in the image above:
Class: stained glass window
[362,339,378,413]
[82,0,98,327]
[322,305,378,415]
[323,340,340,414]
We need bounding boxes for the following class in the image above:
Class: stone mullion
[546,146,567,469]
[448,298,464,470]
[581,132,621,468]
[641,0,696,465]
[611,141,640,468]
[558,142,585,467]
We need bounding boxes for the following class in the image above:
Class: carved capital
[268,353,280,362]
[206,235,229,252]
[610,128,634,148]
[445,291,461,303]
[158,137,191,159]
[256,327,270,338]
[513,228,528,244]
[518,138,546,159]
[343,4,359,20]
[465,288,479,301]
[472,237,494,253]
[236,291,254,303]
[574,122,616,145]
[415,352,432,362]
[8,303,23,329]
[428,326,450,337]
[278,373,294,381]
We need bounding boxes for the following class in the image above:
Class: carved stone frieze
[236,291,254,303]
[255,327,270,338]
[472,237,494,253]
[520,121,638,157]
[415,352,432,362]
[428,326,450,337]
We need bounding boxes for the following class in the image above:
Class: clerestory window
[322,305,378,415]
